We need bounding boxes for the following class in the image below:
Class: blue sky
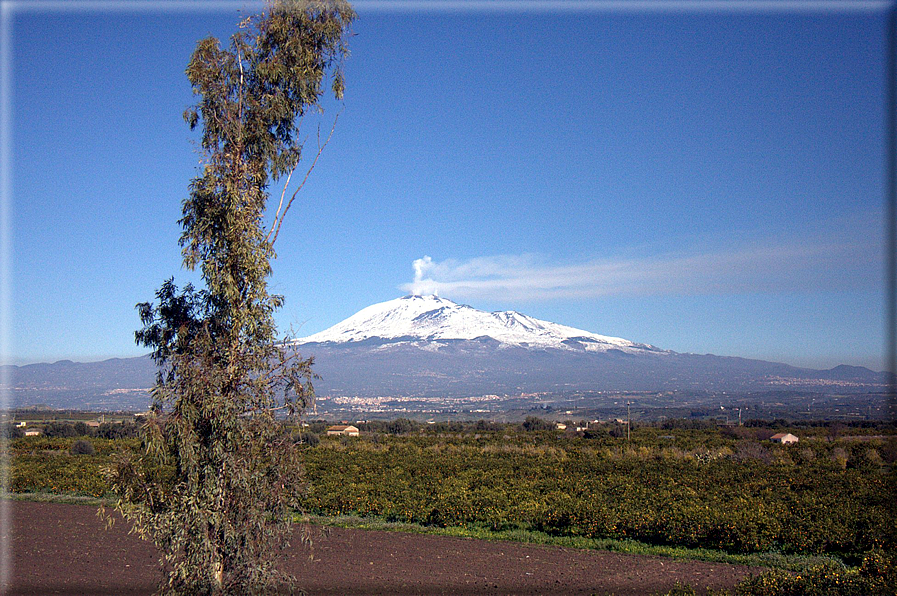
[6,0,891,371]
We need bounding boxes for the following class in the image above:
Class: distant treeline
[303,416,895,435]
[8,415,893,442]
[7,408,136,421]
[2,421,139,440]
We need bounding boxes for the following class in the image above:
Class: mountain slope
[290,295,889,398]
[297,295,664,354]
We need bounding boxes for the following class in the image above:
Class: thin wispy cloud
[400,228,882,301]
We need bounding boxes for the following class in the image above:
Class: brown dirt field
[2,499,767,595]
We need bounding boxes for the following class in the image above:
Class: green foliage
[97,422,139,439]
[73,422,93,437]
[296,431,320,447]
[522,416,555,431]
[12,426,895,579]
[387,418,417,434]
[298,432,895,558]
[356,418,421,434]
[11,436,136,456]
[662,419,715,430]
[12,452,109,497]
[70,440,95,456]
[43,422,80,438]
[42,421,131,439]
[106,2,354,594]
[733,549,897,595]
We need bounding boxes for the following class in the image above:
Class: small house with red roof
[770,433,798,445]
[326,425,359,437]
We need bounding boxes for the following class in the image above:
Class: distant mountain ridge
[3,295,891,409]
[3,355,156,411]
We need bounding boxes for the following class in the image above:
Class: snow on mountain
[296,294,664,354]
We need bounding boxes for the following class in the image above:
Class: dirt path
[3,500,765,595]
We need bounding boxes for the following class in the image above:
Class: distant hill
[2,356,155,411]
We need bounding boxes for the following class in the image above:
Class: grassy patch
[296,512,842,572]
[2,491,114,507]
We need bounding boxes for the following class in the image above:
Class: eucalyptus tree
[108,2,354,594]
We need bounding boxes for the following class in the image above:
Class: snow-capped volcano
[6,296,887,410]
[297,294,662,354]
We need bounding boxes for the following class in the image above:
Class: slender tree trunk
[212,557,223,593]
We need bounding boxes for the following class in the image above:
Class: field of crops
[303,438,891,557]
[9,421,897,594]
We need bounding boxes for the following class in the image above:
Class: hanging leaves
[108,2,354,594]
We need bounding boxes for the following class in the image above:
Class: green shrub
[43,422,78,438]
[96,422,138,439]
[70,440,95,456]
[297,432,320,447]
[735,550,897,595]
[521,416,554,431]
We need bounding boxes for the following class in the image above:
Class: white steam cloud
[401,228,881,301]
[411,255,439,296]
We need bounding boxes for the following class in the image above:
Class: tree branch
[268,110,341,246]
[265,116,307,241]
[237,46,244,123]
[267,166,296,242]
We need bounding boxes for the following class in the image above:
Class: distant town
[5,387,891,432]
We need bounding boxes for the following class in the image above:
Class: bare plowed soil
[3,500,765,595]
